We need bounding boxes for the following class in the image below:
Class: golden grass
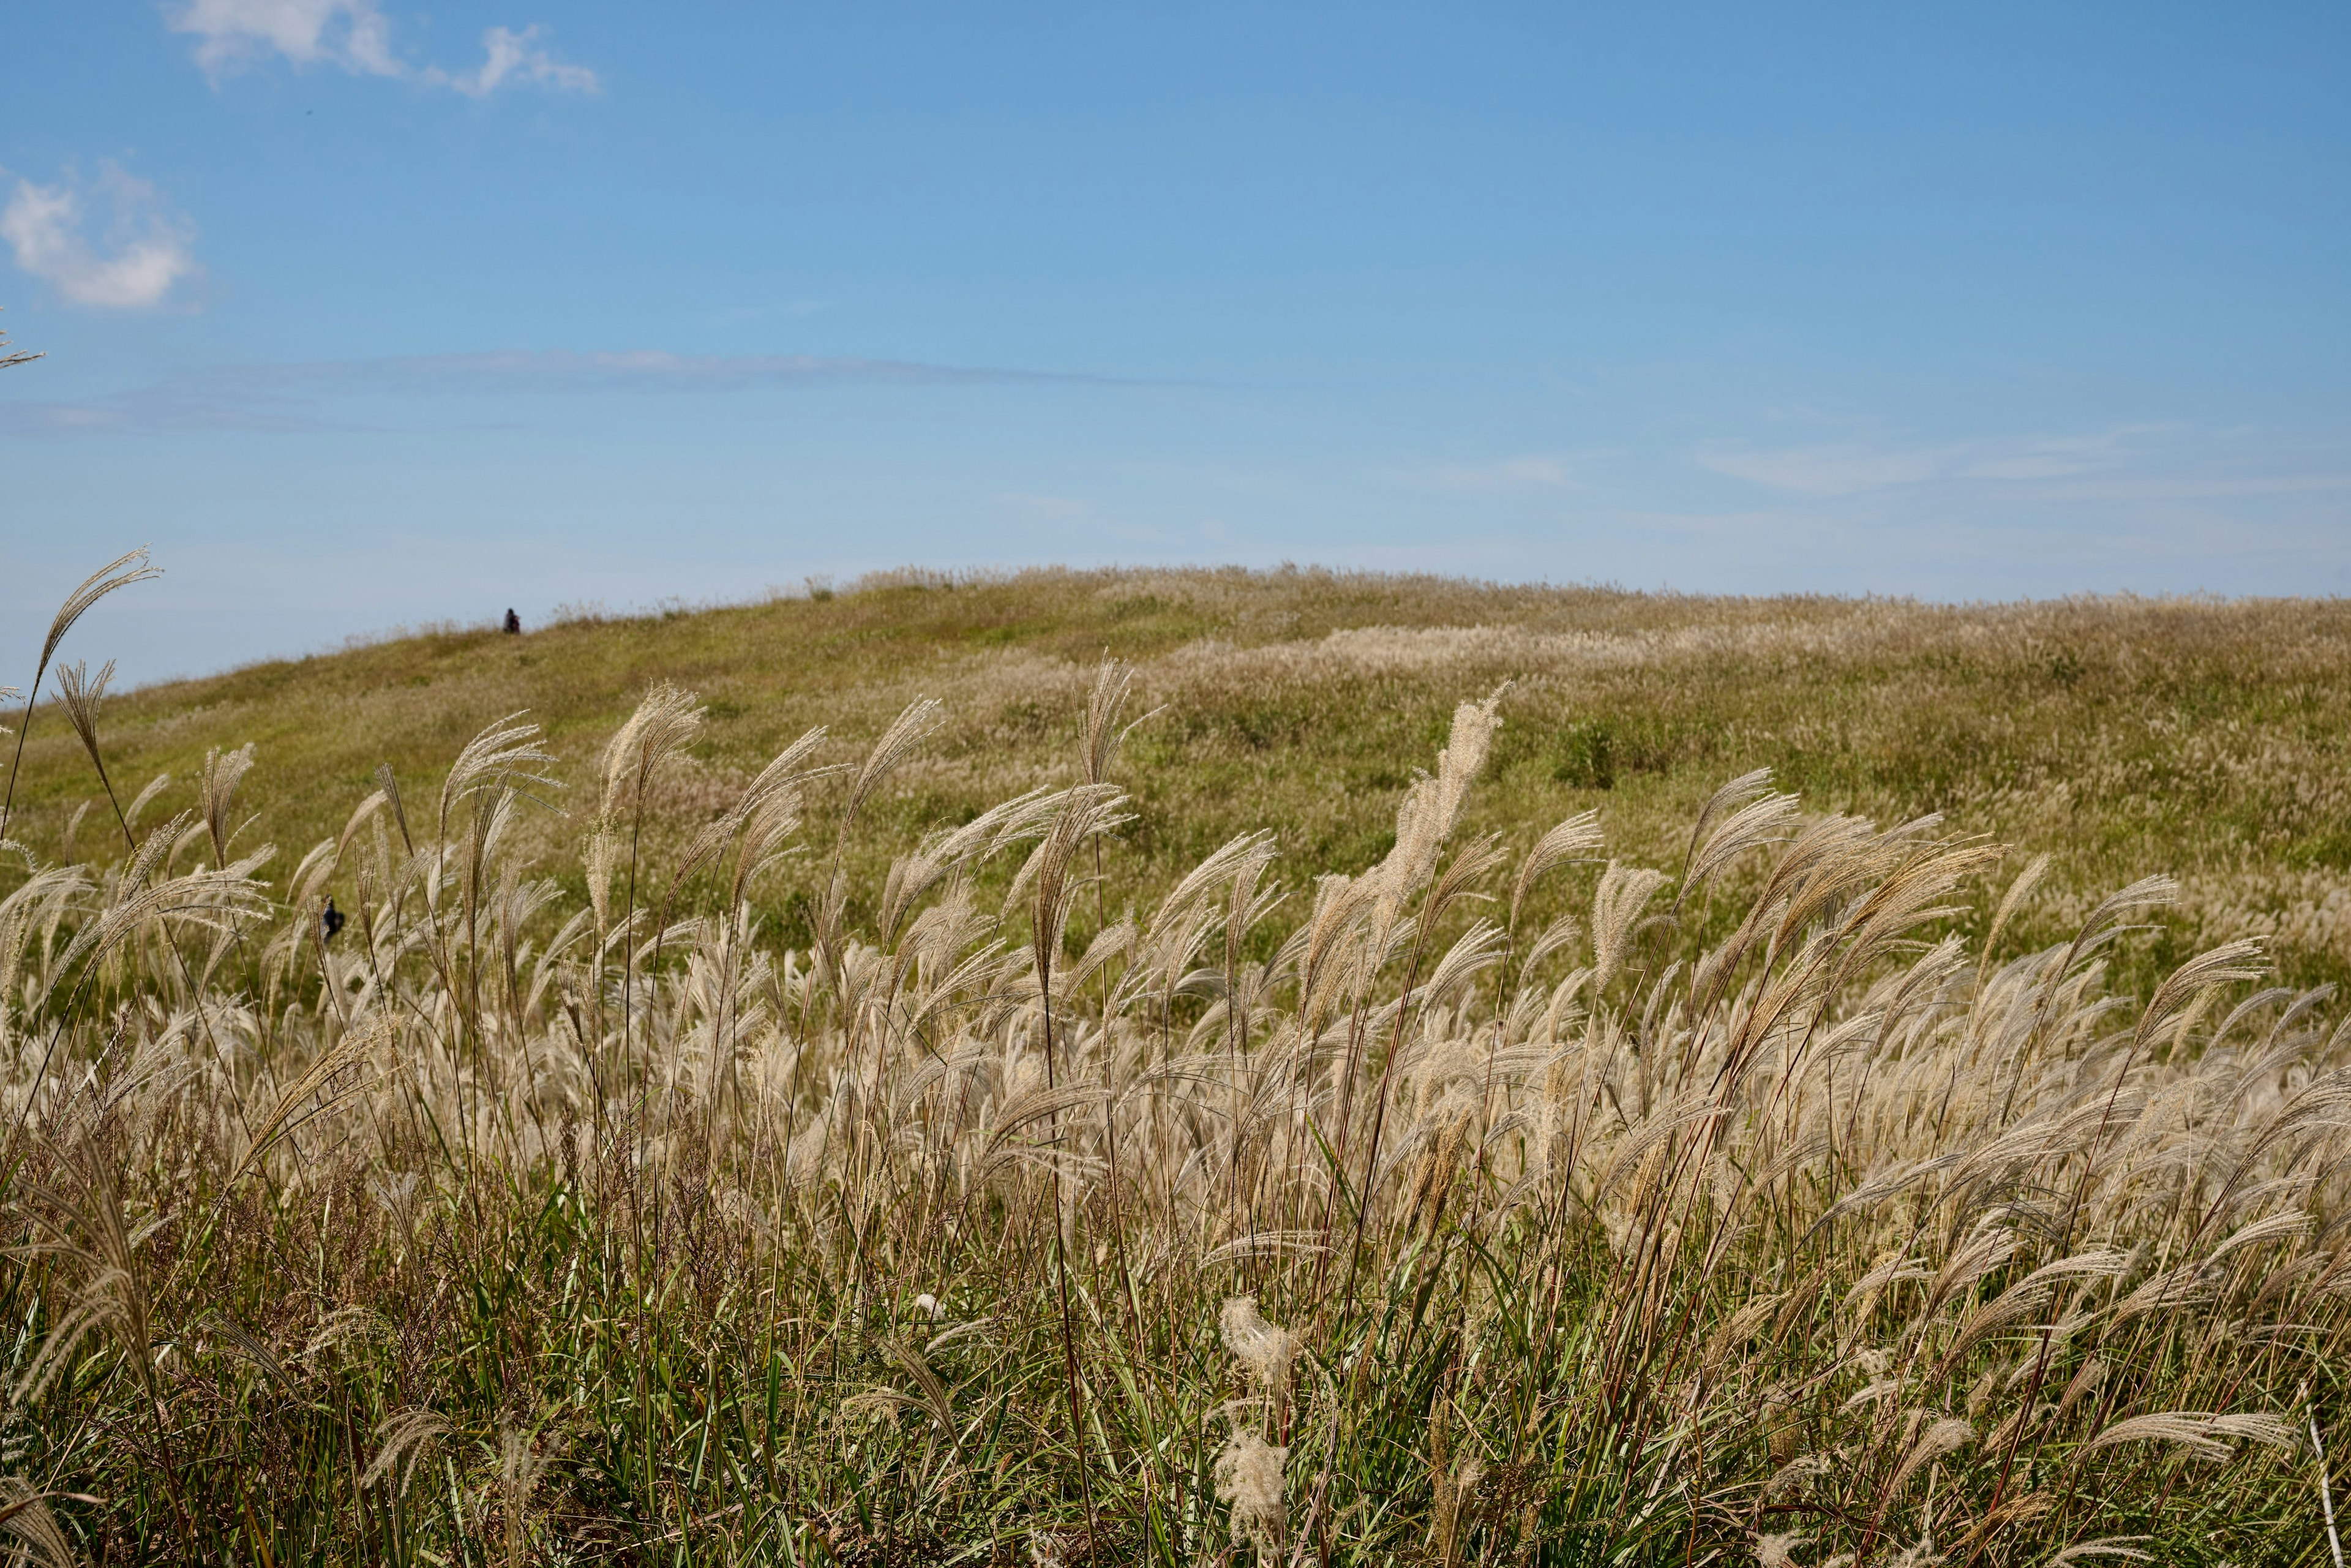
[0,564,2347,1563]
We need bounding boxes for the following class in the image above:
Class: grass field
[12,567,2351,995]
[3,562,2350,1564]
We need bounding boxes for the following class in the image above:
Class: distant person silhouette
[321,896,345,944]
[503,607,522,634]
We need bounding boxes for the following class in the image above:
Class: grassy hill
[7,564,2351,1562]
[13,565,2350,992]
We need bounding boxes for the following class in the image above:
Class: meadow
[2,556,2349,1564]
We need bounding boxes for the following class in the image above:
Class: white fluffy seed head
[1214,1427,1289,1547]
[1220,1295,1300,1393]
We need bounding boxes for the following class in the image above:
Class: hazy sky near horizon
[5,3,2349,683]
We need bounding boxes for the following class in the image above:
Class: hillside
[13,567,2348,992]
[7,564,2351,1561]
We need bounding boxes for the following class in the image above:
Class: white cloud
[170,0,400,78]
[0,165,198,310]
[168,0,597,96]
[426,26,599,98]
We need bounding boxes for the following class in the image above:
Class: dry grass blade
[0,1477,88,1568]
[3,548,160,839]
[2086,1411,2296,1460]
[876,1336,959,1438]
[0,308,43,371]
[38,858,269,1012]
[1591,863,1671,990]
[1886,1417,1972,1496]
[1201,1231,1328,1267]
[2047,1540,2154,1566]
[1511,808,1603,929]
[498,1424,563,1568]
[1372,690,1503,922]
[361,1408,451,1495]
[1084,656,1152,788]
[840,697,944,835]
[2126,937,2269,1057]
[12,1130,165,1409]
[194,1312,295,1392]
[38,549,161,678]
[52,659,114,773]
[197,743,257,866]
[227,1015,392,1188]
[984,1081,1110,1156]
[438,714,560,842]
[598,686,701,823]
[1679,768,1795,901]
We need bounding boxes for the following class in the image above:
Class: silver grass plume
[1591,863,1671,991]
[360,1407,451,1495]
[197,742,257,868]
[2085,1411,2298,1461]
[1214,1428,1289,1557]
[1510,808,1603,931]
[0,1477,82,1568]
[498,1424,563,1568]
[52,658,113,783]
[2047,1542,2156,1566]
[0,307,42,370]
[1083,655,1152,789]
[3,547,161,839]
[1370,690,1502,933]
[1220,1294,1300,1398]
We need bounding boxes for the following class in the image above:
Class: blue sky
[5,4,2349,681]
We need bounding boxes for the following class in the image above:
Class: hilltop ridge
[12,565,2350,989]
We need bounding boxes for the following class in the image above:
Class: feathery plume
[1215,1428,1289,1555]
[3,547,161,837]
[361,1408,451,1495]
[1220,1294,1301,1397]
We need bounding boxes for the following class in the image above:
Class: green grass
[12,567,2351,995]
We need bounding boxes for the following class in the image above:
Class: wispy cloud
[426,25,598,98]
[168,0,596,97]
[1,164,200,310]
[325,349,1130,393]
[1644,419,2351,596]
[1698,428,2154,498]
[0,348,1150,435]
